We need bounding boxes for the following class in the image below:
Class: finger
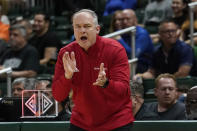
[63,52,68,62]
[70,51,75,63]
[63,52,69,68]
[70,51,79,72]
[99,63,104,73]
[65,52,71,62]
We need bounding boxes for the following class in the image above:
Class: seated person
[35,79,71,121]
[109,10,123,33]
[186,86,197,120]
[170,0,188,29]
[29,11,62,68]
[130,81,159,120]
[12,77,27,97]
[17,19,34,41]
[12,77,36,97]
[120,9,154,73]
[0,24,39,79]
[133,20,197,80]
[148,73,186,120]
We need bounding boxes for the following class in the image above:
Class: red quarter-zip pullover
[52,35,134,130]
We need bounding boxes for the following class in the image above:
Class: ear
[96,25,100,34]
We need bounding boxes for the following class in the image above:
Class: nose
[165,88,170,94]
[79,27,86,33]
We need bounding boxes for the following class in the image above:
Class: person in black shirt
[148,73,186,120]
[30,12,62,68]
[0,24,39,78]
[130,81,159,120]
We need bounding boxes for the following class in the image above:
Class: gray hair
[12,77,36,90]
[12,77,27,87]
[10,24,27,38]
[72,9,99,25]
[130,81,144,98]
[25,78,37,90]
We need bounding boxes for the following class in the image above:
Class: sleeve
[135,30,153,57]
[118,38,131,55]
[52,49,73,102]
[180,45,193,66]
[104,46,130,99]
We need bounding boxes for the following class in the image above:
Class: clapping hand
[93,63,107,87]
[63,51,78,79]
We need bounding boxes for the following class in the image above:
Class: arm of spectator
[40,47,57,65]
[133,68,155,81]
[11,70,37,78]
[135,31,153,57]
[118,38,131,54]
[173,43,194,77]
[174,65,191,78]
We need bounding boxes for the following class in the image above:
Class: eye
[84,25,91,28]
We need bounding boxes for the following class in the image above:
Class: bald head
[122,9,137,28]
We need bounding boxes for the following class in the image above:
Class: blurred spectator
[109,10,123,33]
[0,24,39,78]
[12,77,26,97]
[103,0,137,16]
[177,84,189,103]
[133,20,197,79]
[143,0,173,29]
[108,10,124,42]
[35,80,50,90]
[130,81,159,120]
[120,9,154,73]
[170,0,189,28]
[35,79,71,121]
[17,19,34,41]
[148,73,186,120]
[12,77,36,97]
[29,12,62,70]
[186,86,197,120]
[0,5,9,42]
[181,0,197,45]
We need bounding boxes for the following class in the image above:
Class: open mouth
[80,36,88,41]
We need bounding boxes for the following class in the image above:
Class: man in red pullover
[52,9,134,131]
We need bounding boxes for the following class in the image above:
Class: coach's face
[73,12,100,51]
